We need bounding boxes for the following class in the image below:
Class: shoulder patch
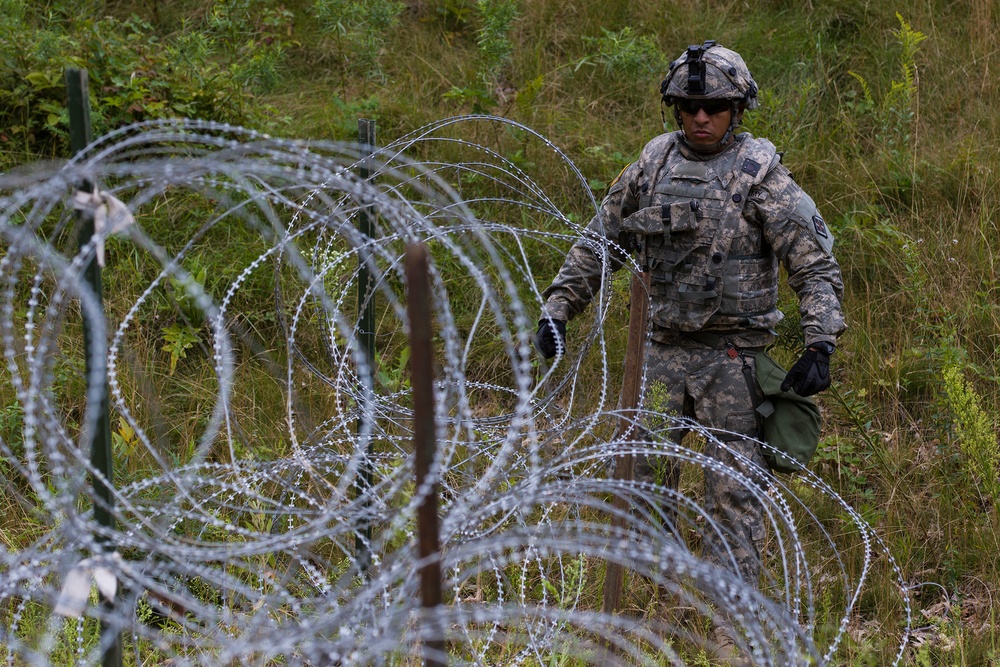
[812,215,829,239]
[791,192,834,255]
[741,158,761,177]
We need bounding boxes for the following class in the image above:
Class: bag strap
[739,349,774,419]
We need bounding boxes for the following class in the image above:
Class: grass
[2,0,1000,663]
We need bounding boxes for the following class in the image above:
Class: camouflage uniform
[539,46,845,582]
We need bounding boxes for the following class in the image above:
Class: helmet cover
[660,40,759,110]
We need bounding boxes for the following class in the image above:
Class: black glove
[534,318,567,359]
[780,342,834,396]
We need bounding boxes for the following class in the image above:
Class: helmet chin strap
[674,102,741,153]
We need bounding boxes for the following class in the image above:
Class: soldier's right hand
[534,318,567,359]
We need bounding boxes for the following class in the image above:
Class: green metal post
[355,119,377,574]
[66,68,122,667]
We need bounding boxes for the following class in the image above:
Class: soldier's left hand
[781,343,834,396]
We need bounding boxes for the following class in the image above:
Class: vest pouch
[668,200,698,233]
[621,206,667,235]
[753,352,822,473]
[719,270,742,315]
[648,246,696,273]
[718,262,778,316]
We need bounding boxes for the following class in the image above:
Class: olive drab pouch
[752,352,822,473]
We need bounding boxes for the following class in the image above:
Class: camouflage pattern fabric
[661,43,759,108]
[541,131,845,349]
[541,129,847,584]
[638,341,769,582]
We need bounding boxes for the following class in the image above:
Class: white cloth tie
[72,188,135,267]
[54,553,121,618]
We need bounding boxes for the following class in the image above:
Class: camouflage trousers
[635,339,771,585]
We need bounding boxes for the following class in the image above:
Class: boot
[709,625,749,667]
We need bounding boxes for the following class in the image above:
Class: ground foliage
[1,0,999,664]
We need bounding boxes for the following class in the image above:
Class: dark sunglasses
[676,99,732,116]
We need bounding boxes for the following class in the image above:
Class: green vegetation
[3,0,1000,664]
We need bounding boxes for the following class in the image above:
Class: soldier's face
[679,104,734,149]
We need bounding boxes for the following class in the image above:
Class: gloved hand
[534,318,567,359]
[780,342,834,396]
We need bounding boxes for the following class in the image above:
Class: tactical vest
[620,134,780,332]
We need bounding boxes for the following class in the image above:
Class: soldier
[535,41,845,662]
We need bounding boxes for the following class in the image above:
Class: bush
[313,0,405,79]
[0,1,289,167]
[581,26,669,79]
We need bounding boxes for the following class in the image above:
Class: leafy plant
[843,14,927,204]
[846,14,925,141]
[0,403,24,454]
[443,85,497,113]
[0,6,289,168]
[328,95,381,140]
[475,0,519,86]
[313,0,405,79]
[111,416,138,454]
[943,364,999,499]
[432,0,476,35]
[164,259,209,326]
[161,324,201,375]
[440,0,518,110]
[580,26,668,78]
[376,345,411,393]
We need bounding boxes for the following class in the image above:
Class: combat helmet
[660,40,759,150]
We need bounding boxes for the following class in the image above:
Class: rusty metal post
[405,243,446,667]
[602,271,650,615]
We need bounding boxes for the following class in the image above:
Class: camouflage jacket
[541,131,846,348]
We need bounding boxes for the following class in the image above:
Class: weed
[111,415,138,458]
[845,14,925,149]
[475,0,519,87]
[440,0,519,110]
[580,27,668,79]
[376,345,411,394]
[0,2,288,168]
[943,364,999,500]
[443,85,497,113]
[0,402,24,453]
[842,14,927,207]
[161,324,201,375]
[313,0,405,80]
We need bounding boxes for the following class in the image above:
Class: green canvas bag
[752,352,822,473]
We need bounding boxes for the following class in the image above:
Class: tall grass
[3,0,1000,662]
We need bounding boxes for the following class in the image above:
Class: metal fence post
[65,67,122,667]
[405,243,445,667]
[602,271,651,615]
